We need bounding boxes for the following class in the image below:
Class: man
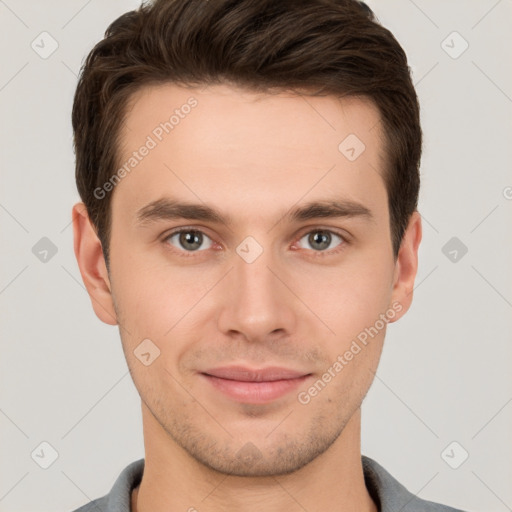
[70,0,466,510]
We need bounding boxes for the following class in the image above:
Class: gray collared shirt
[71,456,467,512]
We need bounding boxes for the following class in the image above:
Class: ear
[388,210,422,322]
[72,202,118,326]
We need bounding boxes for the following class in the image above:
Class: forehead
[112,82,387,226]
[121,82,383,149]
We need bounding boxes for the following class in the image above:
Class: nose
[217,242,297,343]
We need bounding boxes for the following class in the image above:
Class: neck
[131,406,377,512]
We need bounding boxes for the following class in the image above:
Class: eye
[164,229,213,252]
[296,229,345,253]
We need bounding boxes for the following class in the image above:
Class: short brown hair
[72,0,421,269]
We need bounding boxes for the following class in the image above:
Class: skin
[72,83,421,512]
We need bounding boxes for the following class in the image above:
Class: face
[74,83,420,477]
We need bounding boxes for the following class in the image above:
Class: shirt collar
[95,455,451,512]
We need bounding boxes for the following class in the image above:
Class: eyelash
[161,226,350,258]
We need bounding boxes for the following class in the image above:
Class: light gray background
[1,1,511,511]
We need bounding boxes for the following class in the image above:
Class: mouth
[200,366,313,404]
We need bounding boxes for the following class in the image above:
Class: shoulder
[70,496,109,512]
[362,455,468,512]
[68,459,144,512]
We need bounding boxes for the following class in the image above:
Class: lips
[203,365,308,382]
[200,365,312,404]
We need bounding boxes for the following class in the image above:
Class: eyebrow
[135,197,374,227]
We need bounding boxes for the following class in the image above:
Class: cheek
[298,256,394,337]
[297,326,385,412]
[112,262,219,379]
[112,252,207,331]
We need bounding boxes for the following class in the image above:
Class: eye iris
[180,231,202,251]
[309,230,331,250]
